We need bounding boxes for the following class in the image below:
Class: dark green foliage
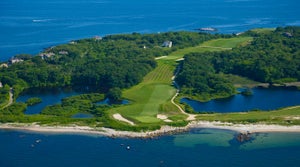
[106,87,122,102]
[176,52,236,101]
[241,88,253,96]
[177,26,300,102]
[0,102,27,115]
[41,93,105,117]
[0,32,216,94]
[213,26,300,83]
[25,97,42,106]
[0,85,10,106]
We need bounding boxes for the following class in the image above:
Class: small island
[26,97,42,106]
[0,26,300,137]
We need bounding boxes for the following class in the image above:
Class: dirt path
[171,66,196,121]
[170,92,196,121]
[2,89,13,109]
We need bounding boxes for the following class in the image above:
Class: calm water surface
[2,1,300,166]
[0,129,300,167]
[16,88,80,114]
[181,87,300,113]
[1,0,300,61]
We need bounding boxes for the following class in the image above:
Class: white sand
[1,121,300,138]
[113,114,135,125]
[157,114,173,122]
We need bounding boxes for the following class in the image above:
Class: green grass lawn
[162,37,253,61]
[107,36,297,128]
[250,28,275,34]
[196,106,300,125]
[107,60,181,124]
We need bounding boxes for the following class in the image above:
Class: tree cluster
[213,26,300,83]
[0,32,217,95]
[176,26,300,101]
[176,53,236,101]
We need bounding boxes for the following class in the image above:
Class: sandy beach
[1,121,300,138]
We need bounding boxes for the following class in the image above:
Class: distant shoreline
[1,121,300,138]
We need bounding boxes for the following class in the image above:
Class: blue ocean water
[1,1,300,166]
[0,129,300,167]
[1,0,300,61]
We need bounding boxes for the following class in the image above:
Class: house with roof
[283,32,293,38]
[162,41,173,48]
[58,51,69,55]
[9,57,23,64]
[39,52,55,60]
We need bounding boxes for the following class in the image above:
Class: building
[283,32,293,38]
[162,41,173,48]
[94,36,102,41]
[9,57,23,64]
[58,51,69,55]
[0,63,8,68]
[39,52,55,59]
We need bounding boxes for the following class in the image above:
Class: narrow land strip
[1,121,300,138]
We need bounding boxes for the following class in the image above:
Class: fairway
[109,36,255,125]
[108,62,179,123]
[163,37,253,61]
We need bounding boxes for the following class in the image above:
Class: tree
[106,87,122,103]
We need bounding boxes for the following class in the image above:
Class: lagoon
[16,88,80,115]
[181,87,300,113]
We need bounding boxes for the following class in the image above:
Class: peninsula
[0,26,299,137]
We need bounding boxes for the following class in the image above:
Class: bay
[1,0,300,61]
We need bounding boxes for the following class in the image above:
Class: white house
[162,41,173,48]
[9,58,23,64]
[58,51,69,55]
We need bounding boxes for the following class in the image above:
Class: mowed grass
[143,61,174,84]
[108,61,179,123]
[107,36,255,125]
[250,28,275,34]
[197,106,300,125]
[201,37,253,48]
[163,37,253,61]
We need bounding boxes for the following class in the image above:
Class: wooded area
[176,26,300,101]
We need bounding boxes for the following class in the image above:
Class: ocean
[1,0,300,61]
[0,129,300,167]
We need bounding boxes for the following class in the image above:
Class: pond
[17,88,81,115]
[96,98,130,105]
[72,113,94,119]
[17,88,130,115]
[181,87,300,113]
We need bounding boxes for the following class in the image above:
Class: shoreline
[1,121,300,138]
